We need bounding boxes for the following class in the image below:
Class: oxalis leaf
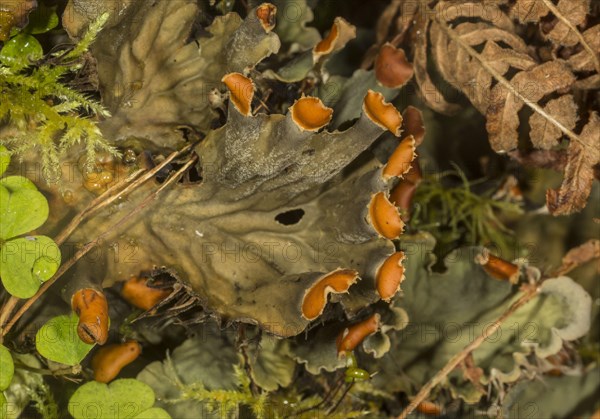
[0,235,60,298]
[546,112,600,215]
[0,345,14,391]
[0,145,9,176]
[0,33,43,69]
[1,354,45,419]
[0,393,6,417]
[0,175,49,240]
[36,313,94,366]
[68,379,170,419]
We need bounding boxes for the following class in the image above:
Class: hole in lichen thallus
[275,209,305,225]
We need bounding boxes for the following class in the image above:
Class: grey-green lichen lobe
[55,1,407,338]
[65,0,280,148]
[64,98,398,336]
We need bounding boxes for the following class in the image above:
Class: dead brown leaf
[486,61,576,152]
[511,0,551,23]
[544,0,590,47]
[408,2,597,214]
[512,0,599,73]
[546,112,600,215]
[568,25,600,72]
[529,95,578,150]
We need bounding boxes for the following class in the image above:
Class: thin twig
[0,143,197,335]
[1,155,198,337]
[13,360,82,377]
[2,240,104,337]
[435,18,592,150]
[53,168,146,246]
[396,285,540,419]
[54,142,197,246]
[0,297,18,338]
[398,238,596,419]
[540,0,600,75]
[327,381,354,415]
[294,375,346,416]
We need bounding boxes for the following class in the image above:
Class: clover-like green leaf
[0,176,49,240]
[0,392,6,415]
[0,33,43,69]
[68,378,170,419]
[0,146,9,176]
[35,313,94,366]
[0,175,38,191]
[133,407,171,419]
[0,235,60,298]
[32,255,60,281]
[0,354,45,419]
[0,345,14,391]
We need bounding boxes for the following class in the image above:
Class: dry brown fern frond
[546,111,599,215]
[512,0,600,76]
[367,0,599,216]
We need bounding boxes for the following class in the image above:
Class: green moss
[27,381,59,419]
[410,167,522,262]
[0,13,117,183]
